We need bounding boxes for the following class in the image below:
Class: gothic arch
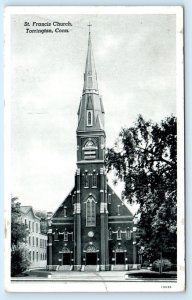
[85,195,97,227]
[82,138,97,150]
[61,246,71,253]
[113,245,126,253]
[83,243,98,253]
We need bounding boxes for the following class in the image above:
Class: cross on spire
[87,22,92,34]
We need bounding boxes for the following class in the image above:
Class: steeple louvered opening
[83,138,97,160]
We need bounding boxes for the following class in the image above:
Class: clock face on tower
[88,231,94,237]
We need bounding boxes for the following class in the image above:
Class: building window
[117,205,120,215]
[36,223,38,233]
[126,228,131,240]
[32,222,34,232]
[64,206,67,218]
[29,236,31,246]
[84,172,89,188]
[45,253,46,260]
[24,219,27,226]
[64,230,68,241]
[54,231,59,241]
[86,196,96,227]
[36,237,38,247]
[92,171,97,187]
[87,110,93,126]
[33,251,35,261]
[109,228,112,240]
[29,221,31,231]
[28,251,31,261]
[117,228,121,240]
[36,252,38,261]
[108,194,111,204]
[33,236,35,246]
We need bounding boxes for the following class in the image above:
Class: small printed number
[161,286,172,289]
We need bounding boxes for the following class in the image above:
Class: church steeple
[83,25,98,95]
[77,27,105,132]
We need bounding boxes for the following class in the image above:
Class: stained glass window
[126,228,131,240]
[92,172,97,187]
[86,196,96,227]
[117,228,121,240]
[109,228,112,240]
[84,172,89,187]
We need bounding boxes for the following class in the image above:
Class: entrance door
[116,252,125,264]
[86,253,97,265]
[63,253,70,265]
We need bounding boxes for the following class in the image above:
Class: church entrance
[86,253,97,265]
[115,252,125,264]
[62,253,71,265]
[85,245,98,265]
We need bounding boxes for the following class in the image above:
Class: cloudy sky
[10,12,176,213]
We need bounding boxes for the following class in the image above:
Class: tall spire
[77,26,105,132]
[83,24,98,94]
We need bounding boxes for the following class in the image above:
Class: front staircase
[83,265,99,272]
[111,264,126,271]
[57,265,73,271]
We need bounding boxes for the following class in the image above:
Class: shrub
[11,245,30,277]
[152,259,172,272]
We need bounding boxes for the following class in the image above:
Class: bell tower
[74,26,109,271]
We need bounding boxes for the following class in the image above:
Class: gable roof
[20,206,41,220]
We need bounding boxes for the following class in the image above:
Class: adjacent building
[47,29,139,271]
[20,206,47,269]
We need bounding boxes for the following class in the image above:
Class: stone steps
[83,265,98,272]
[58,265,73,271]
[111,264,126,271]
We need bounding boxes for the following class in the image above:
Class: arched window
[84,172,89,188]
[87,110,93,126]
[86,196,96,227]
[64,229,68,241]
[126,228,131,240]
[109,228,112,240]
[64,206,67,217]
[92,171,97,187]
[54,230,59,241]
[117,228,121,240]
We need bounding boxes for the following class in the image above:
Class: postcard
[4,6,184,292]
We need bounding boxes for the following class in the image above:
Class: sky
[10,12,176,214]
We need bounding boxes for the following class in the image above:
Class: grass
[127,270,177,279]
[23,269,52,277]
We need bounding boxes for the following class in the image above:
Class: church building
[47,29,138,271]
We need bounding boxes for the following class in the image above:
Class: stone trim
[108,221,133,224]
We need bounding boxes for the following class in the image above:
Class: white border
[4,5,184,292]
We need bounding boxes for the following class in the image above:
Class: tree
[106,115,177,265]
[11,197,30,276]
